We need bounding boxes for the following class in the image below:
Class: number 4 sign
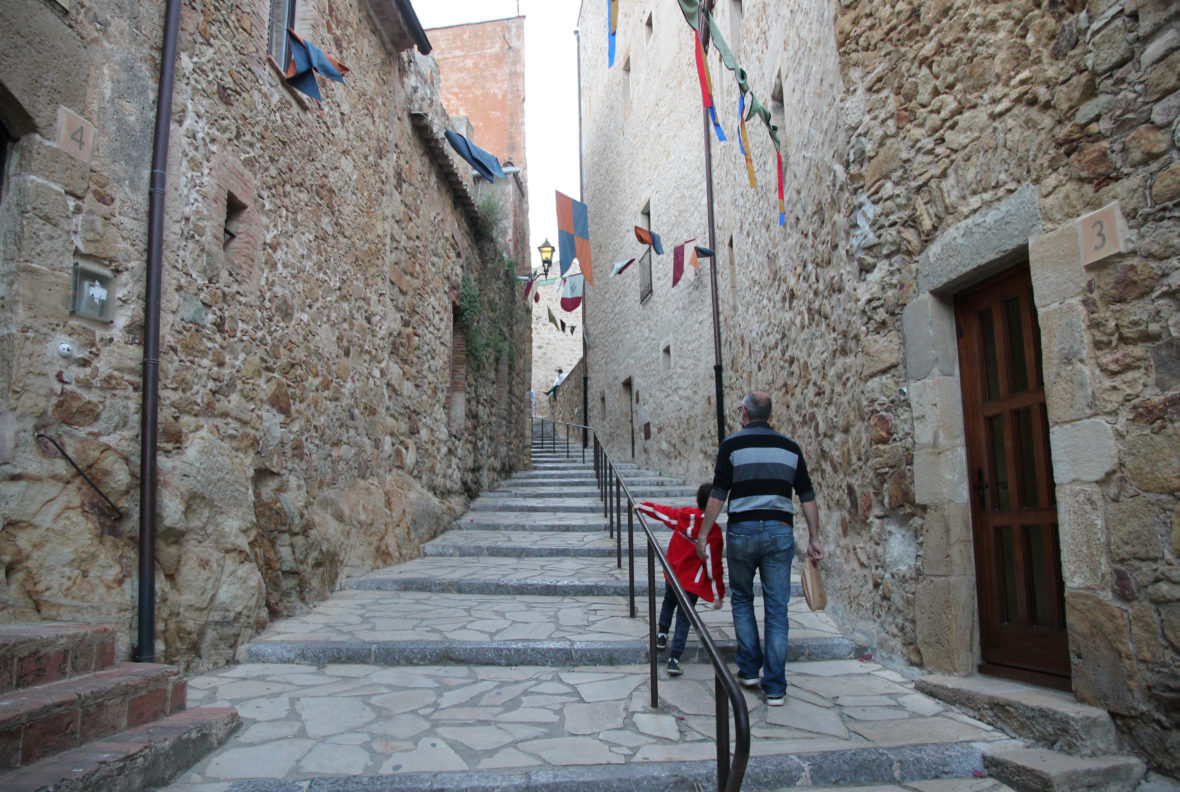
[56,106,96,163]
[1076,202,1129,267]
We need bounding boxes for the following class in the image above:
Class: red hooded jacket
[634,502,726,603]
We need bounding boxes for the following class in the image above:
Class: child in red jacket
[634,483,726,676]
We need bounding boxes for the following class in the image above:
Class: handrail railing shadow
[34,433,124,521]
[532,417,749,792]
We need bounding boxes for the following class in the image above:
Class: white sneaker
[766,694,786,707]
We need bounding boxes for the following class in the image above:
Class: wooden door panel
[956,265,1070,685]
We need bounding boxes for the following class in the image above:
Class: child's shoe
[667,657,683,676]
[656,632,668,651]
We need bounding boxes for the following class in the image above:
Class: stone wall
[579,0,1178,772]
[0,0,530,670]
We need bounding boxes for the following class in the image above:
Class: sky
[414,0,583,277]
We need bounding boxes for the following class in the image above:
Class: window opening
[728,0,743,53]
[268,0,297,67]
[622,56,632,106]
[639,200,652,303]
[0,122,14,202]
[662,343,672,371]
[223,191,247,251]
[645,12,653,42]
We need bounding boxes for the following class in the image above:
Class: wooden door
[955,265,1070,687]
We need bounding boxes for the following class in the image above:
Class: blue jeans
[658,589,699,659]
[727,520,795,698]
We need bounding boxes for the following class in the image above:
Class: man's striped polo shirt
[709,421,815,525]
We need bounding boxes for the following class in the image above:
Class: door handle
[975,467,989,510]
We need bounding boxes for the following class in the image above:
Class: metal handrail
[531,417,749,792]
[34,433,124,520]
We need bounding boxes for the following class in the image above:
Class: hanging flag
[693,30,726,142]
[610,258,637,277]
[634,226,664,255]
[534,289,541,303]
[556,191,593,284]
[560,274,584,312]
[608,0,619,67]
[285,30,349,102]
[445,129,505,182]
[547,306,560,330]
[570,325,577,334]
[672,239,698,287]
[524,278,535,302]
[561,319,567,332]
[738,93,757,188]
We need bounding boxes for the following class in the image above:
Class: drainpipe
[575,27,588,449]
[137,0,181,663]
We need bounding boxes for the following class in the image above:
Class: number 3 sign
[56,106,96,163]
[1076,202,1128,267]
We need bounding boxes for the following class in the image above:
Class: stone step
[344,556,804,599]
[983,745,1146,792]
[0,623,118,696]
[467,497,610,513]
[480,485,698,500]
[163,658,1006,792]
[424,529,643,556]
[0,662,185,772]
[468,496,686,513]
[498,475,683,488]
[453,513,610,531]
[915,674,1120,757]
[243,589,844,667]
[0,707,240,792]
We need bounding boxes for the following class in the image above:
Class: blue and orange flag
[285,30,348,102]
[693,30,725,142]
[634,226,664,255]
[556,191,593,285]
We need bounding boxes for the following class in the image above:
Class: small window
[223,191,247,251]
[661,343,672,370]
[645,12,653,42]
[639,200,653,303]
[268,0,297,66]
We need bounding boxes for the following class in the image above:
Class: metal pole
[575,27,590,456]
[138,0,182,663]
[648,547,658,708]
[699,4,725,446]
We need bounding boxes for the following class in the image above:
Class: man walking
[695,391,823,706]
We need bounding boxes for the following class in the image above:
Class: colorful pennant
[560,274,584,312]
[556,191,593,284]
[284,30,349,102]
[738,93,756,188]
[610,258,637,277]
[693,31,725,142]
[608,0,619,67]
[634,226,664,255]
[672,240,698,287]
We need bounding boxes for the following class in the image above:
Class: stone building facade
[578,0,1178,773]
[0,0,530,669]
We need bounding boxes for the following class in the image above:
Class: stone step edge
[914,674,1120,757]
[346,577,805,598]
[0,707,240,792]
[0,662,185,771]
[176,741,983,792]
[983,745,1146,792]
[241,636,862,666]
[0,624,118,696]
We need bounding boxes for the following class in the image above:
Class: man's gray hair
[742,392,771,421]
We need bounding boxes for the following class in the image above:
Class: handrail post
[617,491,624,569]
[627,506,635,618]
[648,544,658,708]
[716,678,730,792]
[614,476,621,565]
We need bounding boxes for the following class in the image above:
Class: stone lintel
[918,184,1041,296]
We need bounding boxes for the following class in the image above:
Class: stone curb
[242,635,860,667]
[219,742,984,791]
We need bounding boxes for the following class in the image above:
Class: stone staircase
[0,623,239,792]
[154,430,1162,791]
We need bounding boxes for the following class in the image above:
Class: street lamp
[537,238,555,279]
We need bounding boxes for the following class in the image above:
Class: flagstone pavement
[158,445,1017,792]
